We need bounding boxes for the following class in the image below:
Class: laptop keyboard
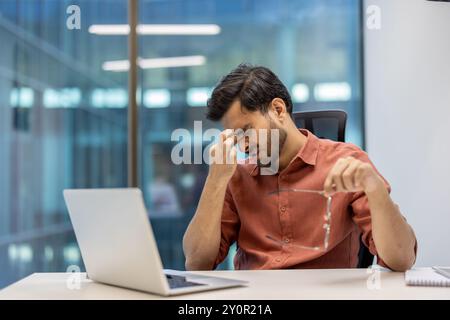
[166,274,206,289]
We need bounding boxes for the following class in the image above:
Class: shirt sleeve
[348,148,417,269]
[212,185,240,269]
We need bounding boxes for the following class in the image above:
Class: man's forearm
[366,182,416,271]
[183,174,229,270]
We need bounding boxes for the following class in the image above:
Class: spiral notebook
[405,268,450,287]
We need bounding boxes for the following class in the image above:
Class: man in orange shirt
[183,64,417,272]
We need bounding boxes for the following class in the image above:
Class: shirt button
[275,258,281,262]
[284,238,290,243]
[280,206,286,212]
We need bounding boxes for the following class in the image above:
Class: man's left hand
[323,156,386,196]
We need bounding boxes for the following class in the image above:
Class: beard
[256,118,288,169]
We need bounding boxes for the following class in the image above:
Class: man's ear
[270,98,287,123]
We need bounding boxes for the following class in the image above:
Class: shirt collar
[296,128,319,166]
[243,128,320,176]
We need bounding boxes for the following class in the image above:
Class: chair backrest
[292,110,347,142]
[292,109,374,268]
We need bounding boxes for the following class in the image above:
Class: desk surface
[1,269,449,300]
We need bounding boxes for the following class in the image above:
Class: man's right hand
[208,129,238,181]
[183,129,238,270]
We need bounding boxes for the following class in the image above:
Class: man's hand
[323,156,416,271]
[323,156,386,196]
[183,129,238,271]
[208,129,238,181]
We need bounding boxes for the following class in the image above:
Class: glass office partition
[0,0,128,287]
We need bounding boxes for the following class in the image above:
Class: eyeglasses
[266,188,333,251]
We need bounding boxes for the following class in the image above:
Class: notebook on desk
[405,268,450,287]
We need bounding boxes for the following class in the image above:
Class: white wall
[364,0,450,267]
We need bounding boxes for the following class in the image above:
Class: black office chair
[292,110,347,142]
[292,110,374,268]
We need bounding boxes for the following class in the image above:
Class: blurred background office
[0,0,364,287]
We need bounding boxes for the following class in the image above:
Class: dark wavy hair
[206,63,293,121]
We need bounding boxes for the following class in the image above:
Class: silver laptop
[63,188,247,296]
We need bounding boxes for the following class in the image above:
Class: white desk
[0,269,449,300]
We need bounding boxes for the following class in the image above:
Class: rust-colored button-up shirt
[214,129,414,270]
